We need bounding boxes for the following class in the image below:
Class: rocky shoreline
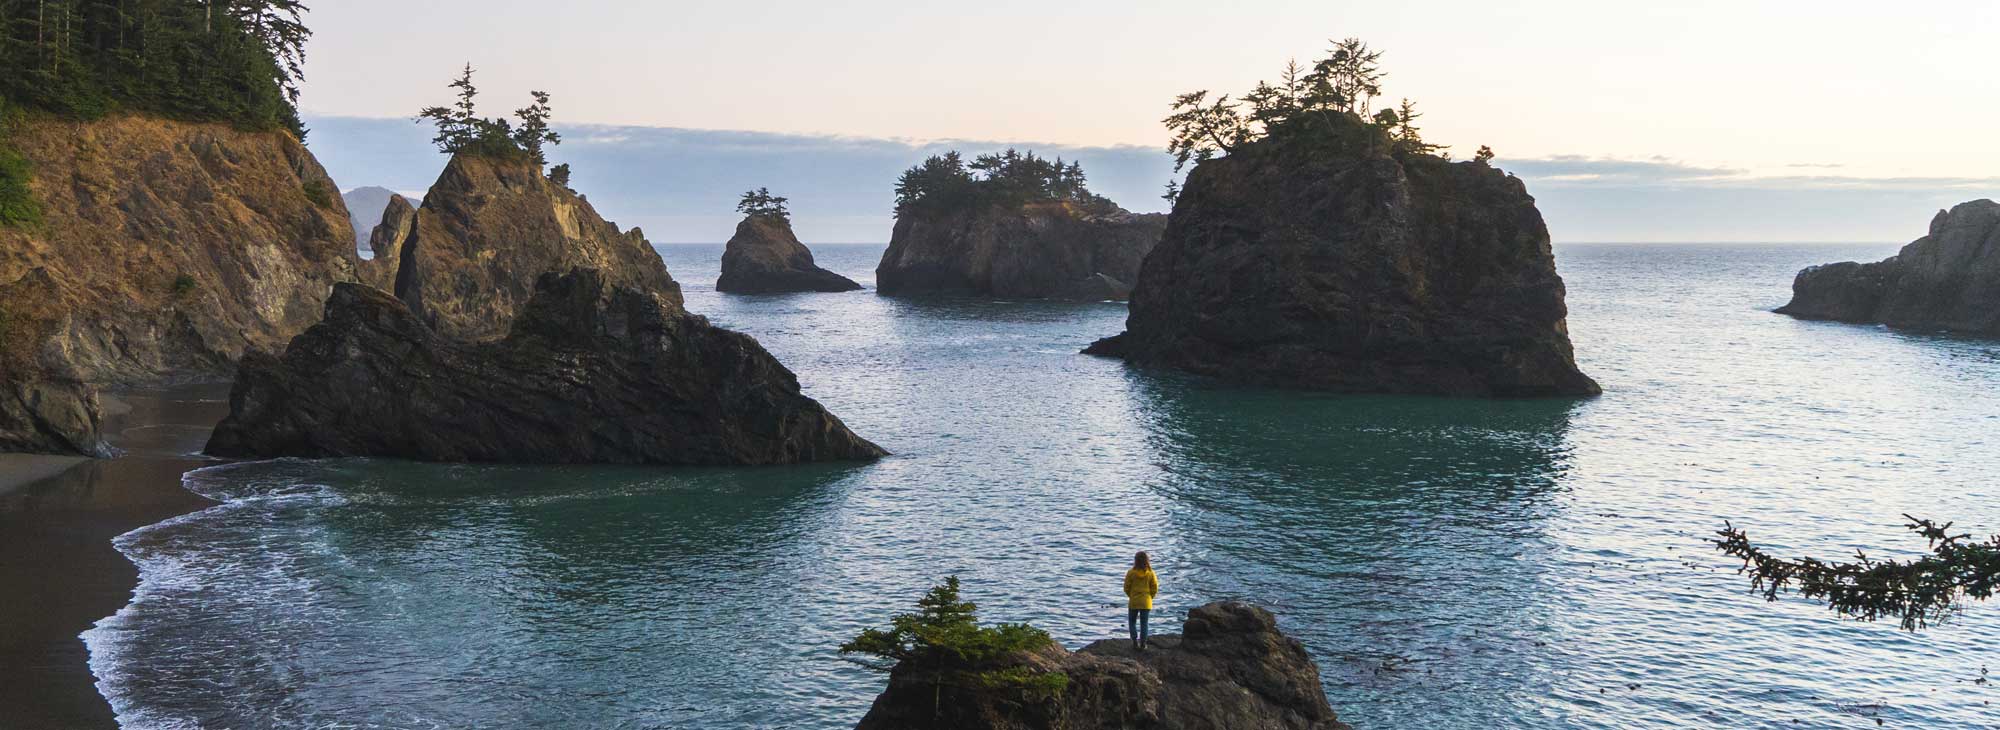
[1777,199,2000,336]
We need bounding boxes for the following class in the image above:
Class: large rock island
[1777,199,2000,336]
[206,269,886,464]
[717,209,861,294]
[1085,113,1598,397]
[854,599,1348,730]
[0,115,361,454]
[875,150,1166,301]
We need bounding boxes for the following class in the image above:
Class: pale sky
[300,0,2000,242]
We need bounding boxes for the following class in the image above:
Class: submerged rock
[205,269,885,465]
[374,152,682,341]
[1777,199,2000,336]
[1085,118,1598,397]
[716,214,862,293]
[876,201,1166,301]
[855,601,1347,730]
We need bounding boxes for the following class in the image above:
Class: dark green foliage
[1165,36,1442,172]
[1715,516,2000,631]
[301,177,330,209]
[894,149,1113,216]
[840,576,1058,672]
[170,273,195,297]
[415,64,561,163]
[0,101,39,227]
[737,187,788,219]
[546,162,571,189]
[0,0,312,136]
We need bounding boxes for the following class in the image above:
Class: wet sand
[0,387,230,729]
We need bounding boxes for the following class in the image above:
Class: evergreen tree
[413,64,557,162]
[736,186,788,219]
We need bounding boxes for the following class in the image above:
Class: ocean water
[82,243,2000,729]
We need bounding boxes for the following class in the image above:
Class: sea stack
[1777,199,2000,336]
[370,151,682,341]
[359,193,416,291]
[0,116,360,454]
[1085,115,1598,397]
[716,213,861,293]
[854,601,1349,730]
[206,269,886,465]
[874,150,1166,300]
[341,185,407,249]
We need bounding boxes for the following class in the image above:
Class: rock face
[716,214,862,293]
[374,152,681,342]
[1777,200,2000,335]
[205,269,886,465]
[854,601,1347,730]
[341,185,407,250]
[359,193,415,291]
[0,115,359,386]
[0,115,358,453]
[876,201,1166,300]
[0,270,108,456]
[1085,125,1598,397]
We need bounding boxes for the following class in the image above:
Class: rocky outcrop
[359,193,415,291]
[855,601,1347,730]
[1777,200,2000,335]
[0,115,359,387]
[716,214,862,293]
[373,152,681,341]
[1085,121,1598,396]
[876,201,1165,300]
[205,269,886,465]
[0,270,107,456]
[341,185,406,250]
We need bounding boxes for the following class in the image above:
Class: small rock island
[845,580,1348,730]
[875,150,1166,301]
[205,269,886,464]
[1777,199,2000,336]
[1086,56,1598,397]
[716,188,862,293]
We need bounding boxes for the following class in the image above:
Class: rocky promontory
[205,269,886,465]
[371,152,682,341]
[342,185,408,250]
[854,600,1348,730]
[875,151,1166,301]
[359,193,416,291]
[0,116,360,454]
[1085,117,1598,397]
[1777,199,2000,336]
[717,214,861,293]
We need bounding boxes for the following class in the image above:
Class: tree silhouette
[1714,516,2000,631]
[737,187,789,219]
[414,64,559,162]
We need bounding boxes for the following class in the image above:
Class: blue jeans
[1127,608,1150,646]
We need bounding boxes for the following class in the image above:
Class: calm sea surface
[84,243,2000,729]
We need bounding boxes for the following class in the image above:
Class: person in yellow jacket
[1124,551,1159,650]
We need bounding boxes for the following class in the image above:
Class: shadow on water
[876,292,1126,326]
[1120,370,1586,713]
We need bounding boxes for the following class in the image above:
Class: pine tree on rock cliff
[415,64,561,164]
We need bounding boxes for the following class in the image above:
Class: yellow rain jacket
[1124,568,1158,610]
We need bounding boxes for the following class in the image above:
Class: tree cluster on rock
[893,149,1114,215]
[415,64,562,166]
[1160,37,1482,204]
[0,0,311,135]
[737,187,789,220]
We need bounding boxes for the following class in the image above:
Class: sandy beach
[0,387,229,729]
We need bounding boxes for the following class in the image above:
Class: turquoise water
[85,243,2000,729]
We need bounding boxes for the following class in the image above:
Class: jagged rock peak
[382,152,683,342]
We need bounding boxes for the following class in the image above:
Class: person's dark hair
[1133,551,1152,570]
